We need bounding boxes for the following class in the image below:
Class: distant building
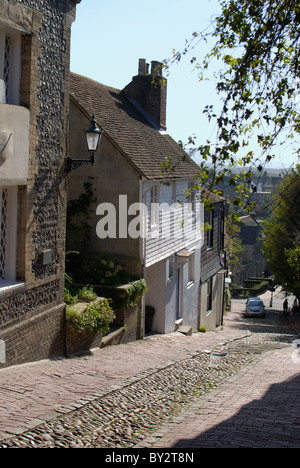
[232,215,266,285]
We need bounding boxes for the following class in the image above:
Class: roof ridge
[70,71,120,94]
[70,72,200,180]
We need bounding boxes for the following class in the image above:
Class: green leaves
[67,298,116,336]
[161,0,300,214]
[262,165,300,298]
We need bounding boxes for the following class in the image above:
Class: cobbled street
[0,289,300,449]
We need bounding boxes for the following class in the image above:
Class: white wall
[143,180,203,268]
[146,240,202,334]
[0,104,29,186]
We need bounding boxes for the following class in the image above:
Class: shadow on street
[171,370,300,448]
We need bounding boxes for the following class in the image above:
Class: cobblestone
[1,348,256,448]
[0,289,299,449]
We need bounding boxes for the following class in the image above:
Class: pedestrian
[283,298,288,315]
[292,298,299,315]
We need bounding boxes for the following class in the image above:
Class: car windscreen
[248,301,262,306]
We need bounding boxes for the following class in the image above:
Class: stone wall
[0,0,80,367]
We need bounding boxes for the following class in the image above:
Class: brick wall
[124,60,167,130]
[0,303,65,366]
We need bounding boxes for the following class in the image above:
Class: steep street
[0,287,299,449]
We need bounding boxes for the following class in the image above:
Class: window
[167,254,175,280]
[188,182,196,213]
[0,186,18,286]
[187,252,195,285]
[207,278,213,312]
[171,181,177,204]
[207,210,214,249]
[0,27,21,105]
[150,183,160,226]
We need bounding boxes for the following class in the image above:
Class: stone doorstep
[177,325,193,336]
[100,326,126,348]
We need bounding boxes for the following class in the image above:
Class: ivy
[66,179,96,247]
[125,279,148,308]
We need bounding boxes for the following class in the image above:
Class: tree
[262,165,300,299]
[224,216,245,275]
[163,0,300,212]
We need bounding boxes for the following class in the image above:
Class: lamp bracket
[67,154,95,173]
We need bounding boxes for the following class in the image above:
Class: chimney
[123,59,167,131]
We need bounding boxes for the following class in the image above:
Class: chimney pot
[151,61,163,76]
[138,58,147,75]
[124,59,167,130]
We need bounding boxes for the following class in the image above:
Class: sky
[70,0,298,171]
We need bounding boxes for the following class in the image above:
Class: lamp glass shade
[85,115,103,152]
[86,132,101,152]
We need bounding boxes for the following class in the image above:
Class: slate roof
[70,72,200,180]
[240,216,259,227]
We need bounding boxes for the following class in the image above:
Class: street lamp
[67,114,103,172]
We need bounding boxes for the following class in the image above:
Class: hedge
[230,280,269,298]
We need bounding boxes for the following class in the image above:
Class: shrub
[64,288,78,305]
[64,281,97,305]
[93,254,126,286]
[125,279,148,308]
[66,298,116,336]
[77,285,97,302]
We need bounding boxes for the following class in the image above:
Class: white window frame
[167,254,175,281]
[206,277,213,313]
[0,186,18,288]
[0,26,21,105]
[187,251,195,286]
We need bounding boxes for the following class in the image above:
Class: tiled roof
[240,216,259,227]
[70,73,200,180]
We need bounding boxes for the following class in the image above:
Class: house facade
[68,60,209,337]
[232,215,266,285]
[199,197,227,331]
[0,0,81,367]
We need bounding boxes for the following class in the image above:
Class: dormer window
[0,27,21,105]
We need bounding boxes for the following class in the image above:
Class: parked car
[246,297,260,304]
[245,298,265,317]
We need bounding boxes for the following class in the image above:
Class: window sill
[167,275,176,284]
[0,281,25,294]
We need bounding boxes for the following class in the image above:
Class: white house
[68,60,205,336]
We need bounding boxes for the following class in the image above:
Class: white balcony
[0,103,30,186]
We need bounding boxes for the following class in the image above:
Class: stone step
[177,325,192,336]
[100,326,126,348]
